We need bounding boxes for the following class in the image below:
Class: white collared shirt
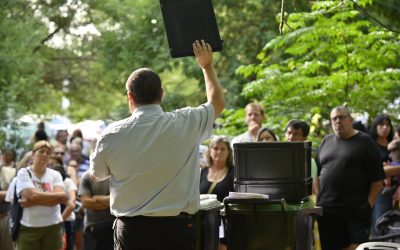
[91,103,215,217]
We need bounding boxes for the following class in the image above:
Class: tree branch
[32,26,62,53]
[348,0,400,33]
[279,0,285,35]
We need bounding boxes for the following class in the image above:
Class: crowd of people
[0,40,399,250]
[0,125,112,250]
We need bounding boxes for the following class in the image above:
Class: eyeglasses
[54,151,65,156]
[330,115,350,122]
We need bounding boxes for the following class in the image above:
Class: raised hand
[193,40,213,69]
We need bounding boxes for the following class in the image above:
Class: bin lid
[233,141,311,149]
[224,197,320,214]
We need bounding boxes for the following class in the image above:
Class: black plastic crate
[233,142,311,182]
[234,177,313,203]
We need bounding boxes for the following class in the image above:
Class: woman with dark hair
[200,136,234,250]
[369,114,394,162]
[369,114,394,237]
[256,127,278,142]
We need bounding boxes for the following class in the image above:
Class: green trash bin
[223,197,321,250]
[196,204,224,250]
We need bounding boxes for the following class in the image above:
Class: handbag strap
[206,167,228,194]
[14,168,32,199]
[207,181,218,194]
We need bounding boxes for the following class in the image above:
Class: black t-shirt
[316,132,385,213]
[376,142,391,163]
[199,167,234,202]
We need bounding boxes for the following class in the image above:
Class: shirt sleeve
[90,135,110,180]
[53,171,65,189]
[5,177,16,202]
[195,102,215,142]
[65,178,77,192]
[78,172,92,197]
[315,147,322,177]
[16,169,34,195]
[366,138,386,182]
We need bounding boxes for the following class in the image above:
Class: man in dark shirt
[316,106,384,250]
[79,170,115,250]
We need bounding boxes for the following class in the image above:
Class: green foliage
[216,0,400,146]
[1,0,400,150]
[0,1,58,125]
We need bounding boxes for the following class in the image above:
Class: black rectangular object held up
[160,0,223,58]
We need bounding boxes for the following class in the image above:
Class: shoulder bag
[9,168,32,241]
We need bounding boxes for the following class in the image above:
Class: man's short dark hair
[126,68,162,105]
[331,106,352,117]
[285,119,310,137]
[34,130,49,142]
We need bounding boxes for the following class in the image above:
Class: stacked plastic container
[223,141,320,250]
[234,141,312,202]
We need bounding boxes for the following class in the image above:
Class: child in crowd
[383,138,400,206]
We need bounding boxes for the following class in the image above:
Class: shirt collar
[132,104,163,115]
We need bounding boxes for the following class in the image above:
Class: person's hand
[68,160,78,169]
[19,197,32,208]
[193,40,212,70]
[248,120,261,136]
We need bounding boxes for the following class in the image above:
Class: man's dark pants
[84,221,114,250]
[317,203,372,250]
[114,214,196,250]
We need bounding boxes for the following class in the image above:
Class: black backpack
[9,169,31,241]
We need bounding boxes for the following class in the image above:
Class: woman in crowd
[369,114,394,237]
[53,144,78,186]
[256,127,278,142]
[15,140,68,250]
[370,114,394,162]
[48,155,77,250]
[200,136,234,201]
[200,136,234,250]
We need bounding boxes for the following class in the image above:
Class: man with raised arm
[90,40,224,249]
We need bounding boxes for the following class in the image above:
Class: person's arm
[81,194,110,210]
[193,40,225,118]
[368,180,383,207]
[93,195,110,207]
[67,165,78,186]
[387,139,400,151]
[90,137,111,181]
[0,191,6,201]
[384,164,400,177]
[314,177,320,197]
[62,190,76,221]
[20,186,68,207]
